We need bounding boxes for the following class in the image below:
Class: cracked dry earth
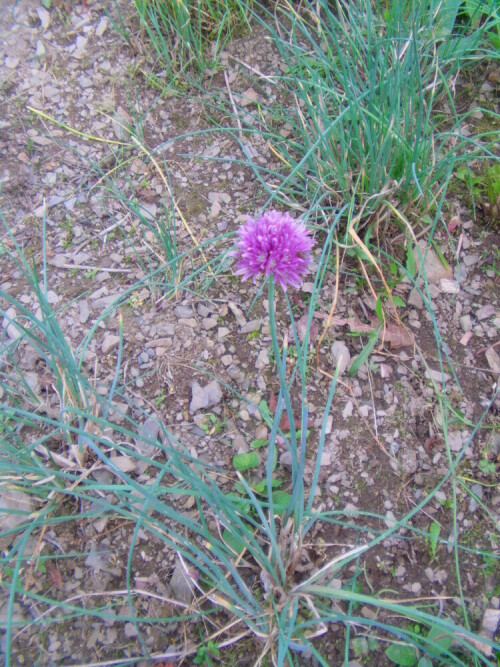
[0,1,499,665]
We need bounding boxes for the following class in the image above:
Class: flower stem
[268,278,298,513]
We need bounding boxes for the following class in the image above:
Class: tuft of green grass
[134,0,253,80]
[223,0,499,226]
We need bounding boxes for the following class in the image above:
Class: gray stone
[413,240,452,283]
[169,562,193,604]
[73,35,88,58]
[255,349,269,370]
[217,327,230,340]
[227,365,245,385]
[476,304,496,321]
[101,333,120,354]
[241,319,261,334]
[228,301,246,326]
[425,368,451,383]
[202,317,217,330]
[36,6,50,30]
[331,342,350,375]
[0,489,33,547]
[2,307,20,340]
[96,17,109,37]
[408,287,423,309]
[79,300,90,323]
[448,431,464,452]
[156,323,175,336]
[486,347,500,376]
[178,318,197,328]
[463,253,480,267]
[460,315,473,332]
[46,290,60,305]
[189,380,223,413]
[400,448,417,474]
[342,400,353,420]
[468,483,483,513]
[112,106,133,140]
[124,622,137,638]
[5,56,19,69]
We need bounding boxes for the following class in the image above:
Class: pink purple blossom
[231,210,314,291]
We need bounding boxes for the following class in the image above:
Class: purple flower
[231,210,314,291]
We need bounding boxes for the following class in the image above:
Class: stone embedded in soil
[217,327,230,340]
[2,307,20,340]
[202,317,217,330]
[228,301,246,326]
[331,341,351,375]
[342,401,353,420]
[460,314,473,332]
[463,253,480,267]
[400,448,417,474]
[468,483,483,513]
[178,318,197,328]
[240,87,260,107]
[241,319,261,334]
[485,347,500,377]
[189,380,223,413]
[440,278,459,294]
[425,367,451,383]
[156,323,175,336]
[255,424,268,439]
[408,287,423,309]
[46,290,60,305]
[476,304,496,321]
[95,17,108,38]
[413,240,452,283]
[0,489,34,547]
[169,562,194,604]
[124,622,137,638]
[255,349,269,369]
[479,608,500,648]
[79,299,90,323]
[174,305,193,319]
[101,333,120,354]
[36,6,50,30]
[227,365,246,385]
[232,431,248,453]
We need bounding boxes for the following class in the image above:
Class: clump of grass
[134,0,253,79]
[220,0,499,224]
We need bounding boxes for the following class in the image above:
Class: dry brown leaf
[47,562,63,590]
[314,311,413,349]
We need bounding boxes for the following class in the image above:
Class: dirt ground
[0,1,499,665]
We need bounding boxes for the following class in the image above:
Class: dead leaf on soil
[314,311,413,349]
[47,562,63,590]
[269,391,299,431]
[424,436,442,454]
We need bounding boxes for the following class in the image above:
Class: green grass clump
[236,0,499,223]
[134,0,253,79]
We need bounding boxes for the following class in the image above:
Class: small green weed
[426,521,441,562]
[455,163,500,210]
[385,621,454,666]
[478,458,496,475]
[194,640,220,666]
[201,412,225,435]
